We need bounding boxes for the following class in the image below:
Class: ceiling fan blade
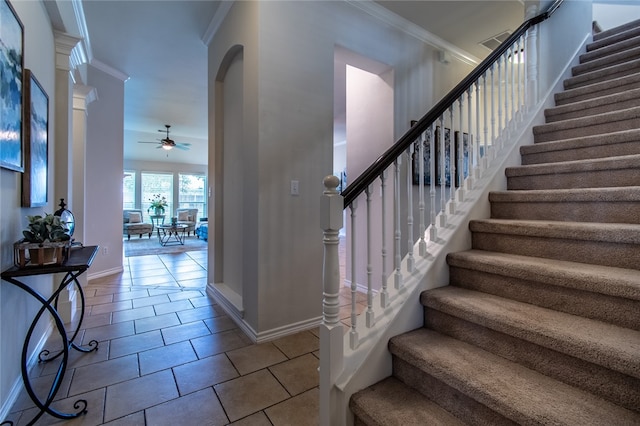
[138,141,160,144]
[174,145,190,151]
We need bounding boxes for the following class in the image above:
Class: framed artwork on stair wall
[0,0,24,172]
[21,69,49,207]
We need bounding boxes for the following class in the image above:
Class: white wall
[0,0,56,414]
[208,0,475,339]
[84,65,125,277]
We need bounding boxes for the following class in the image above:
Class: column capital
[73,84,98,111]
[54,31,83,72]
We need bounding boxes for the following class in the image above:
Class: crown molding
[90,59,130,82]
[346,0,480,66]
[202,1,234,46]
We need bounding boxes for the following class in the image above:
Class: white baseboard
[87,266,123,281]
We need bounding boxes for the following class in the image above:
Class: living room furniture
[123,209,153,240]
[175,208,198,236]
[149,214,165,228]
[157,223,189,246]
[1,245,99,425]
[196,218,208,241]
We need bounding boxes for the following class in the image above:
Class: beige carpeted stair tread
[469,218,640,244]
[583,33,640,61]
[594,18,640,42]
[532,105,640,141]
[505,153,640,177]
[489,186,640,204]
[446,249,640,300]
[555,72,640,105]
[420,286,640,379]
[589,25,640,52]
[390,328,640,425]
[566,58,640,90]
[545,87,640,122]
[523,128,640,152]
[349,377,466,426]
[572,45,640,76]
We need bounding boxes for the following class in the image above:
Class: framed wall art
[21,69,49,207]
[0,0,24,172]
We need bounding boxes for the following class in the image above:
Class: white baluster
[448,106,456,214]
[474,82,481,180]
[483,72,489,165]
[503,53,510,140]
[510,44,516,129]
[517,36,523,121]
[457,97,465,202]
[466,88,474,190]
[418,133,427,257]
[527,25,539,109]
[394,158,402,289]
[491,63,497,151]
[439,115,447,228]
[406,146,414,273]
[365,185,374,327]
[319,175,344,426]
[497,57,503,150]
[379,171,389,307]
[349,199,358,349]
[428,124,437,242]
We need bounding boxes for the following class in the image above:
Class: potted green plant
[16,214,71,267]
[148,194,168,216]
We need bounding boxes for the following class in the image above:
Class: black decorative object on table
[1,245,99,425]
[54,198,75,237]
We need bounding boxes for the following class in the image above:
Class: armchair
[175,208,198,236]
[123,209,153,240]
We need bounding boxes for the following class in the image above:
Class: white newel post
[526,5,539,109]
[320,175,345,426]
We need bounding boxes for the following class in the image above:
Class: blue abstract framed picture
[22,70,48,207]
[0,0,24,172]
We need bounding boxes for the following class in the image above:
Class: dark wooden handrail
[341,0,563,208]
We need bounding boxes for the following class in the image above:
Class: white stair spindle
[457,97,465,201]
[497,57,503,150]
[428,124,437,242]
[439,115,447,228]
[418,134,427,257]
[491,64,497,151]
[365,185,374,327]
[379,171,389,307]
[406,146,415,273]
[349,199,359,349]
[474,82,481,180]
[448,106,455,214]
[511,44,516,128]
[466,87,474,190]
[394,158,402,289]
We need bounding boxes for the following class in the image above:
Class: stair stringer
[335,102,552,426]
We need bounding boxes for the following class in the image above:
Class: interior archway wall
[214,45,244,301]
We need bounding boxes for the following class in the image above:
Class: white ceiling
[80,1,527,165]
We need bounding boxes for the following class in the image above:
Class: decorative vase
[155,208,164,216]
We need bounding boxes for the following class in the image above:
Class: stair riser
[584,34,640,60]
[533,116,640,143]
[571,49,640,77]
[545,97,640,123]
[489,200,640,224]
[449,266,640,329]
[471,232,640,270]
[522,141,640,164]
[507,168,640,190]
[392,358,518,426]
[566,63,640,90]
[555,76,640,106]
[423,309,640,412]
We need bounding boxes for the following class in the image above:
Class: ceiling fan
[138,125,191,151]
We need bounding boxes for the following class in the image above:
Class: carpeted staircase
[350,19,640,425]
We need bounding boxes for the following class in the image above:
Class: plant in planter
[147,194,168,216]
[16,213,71,267]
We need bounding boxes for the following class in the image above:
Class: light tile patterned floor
[6,243,366,426]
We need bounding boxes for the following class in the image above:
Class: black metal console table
[0,245,99,426]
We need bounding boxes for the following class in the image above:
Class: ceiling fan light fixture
[162,144,173,151]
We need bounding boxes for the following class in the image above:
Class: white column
[319,175,344,426]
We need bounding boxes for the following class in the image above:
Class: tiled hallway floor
[5,249,362,426]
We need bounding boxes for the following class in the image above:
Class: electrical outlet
[103,246,108,255]
[291,180,299,196]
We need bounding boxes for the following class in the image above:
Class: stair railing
[319,1,565,425]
